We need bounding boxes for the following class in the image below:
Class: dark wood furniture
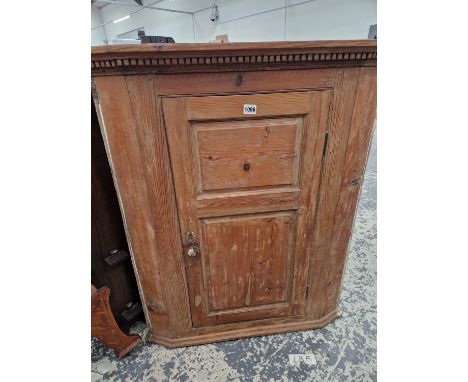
[91,284,141,358]
[91,40,377,348]
[91,99,143,331]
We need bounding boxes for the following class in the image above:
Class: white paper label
[288,354,317,366]
[243,104,257,114]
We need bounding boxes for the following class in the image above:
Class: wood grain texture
[124,75,193,338]
[148,308,341,348]
[162,89,331,328]
[91,286,141,358]
[325,67,377,312]
[92,40,377,56]
[162,96,209,328]
[91,40,376,76]
[308,68,361,319]
[196,187,300,218]
[154,69,336,96]
[164,95,301,327]
[92,40,376,347]
[93,76,164,335]
[187,92,310,120]
[91,99,141,331]
[196,118,301,191]
[202,212,293,310]
[291,90,332,316]
[94,75,191,338]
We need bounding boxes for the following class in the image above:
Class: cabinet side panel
[94,76,188,338]
[124,75,192,336]
[308,68,361,319]
[325,67,377,312]
[91,99,142,329]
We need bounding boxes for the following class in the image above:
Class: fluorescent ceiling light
[113,15,130,23]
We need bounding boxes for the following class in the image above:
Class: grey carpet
[92,130,377,382]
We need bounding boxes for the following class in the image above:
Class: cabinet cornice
[91,40,377,76]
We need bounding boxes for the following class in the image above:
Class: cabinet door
[162,90,331,327]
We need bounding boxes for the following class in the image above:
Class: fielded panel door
[162,90,332,328]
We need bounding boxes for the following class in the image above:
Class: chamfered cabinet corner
[92,40,376,347]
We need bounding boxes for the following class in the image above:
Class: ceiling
[92,0,218,13]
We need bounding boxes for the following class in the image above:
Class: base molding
[146,308,341,348]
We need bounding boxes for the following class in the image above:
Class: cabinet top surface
[92,40,376,55]
[91,40,376,76]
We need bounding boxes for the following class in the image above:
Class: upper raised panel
[194,118,303,192]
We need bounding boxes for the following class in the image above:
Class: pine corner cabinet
[91,40,377,348]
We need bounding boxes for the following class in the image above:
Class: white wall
[91,5,107,46]
[285,0,376,40]
[198,0,286,42]
[100,2,194,43]
[91,0,376,45]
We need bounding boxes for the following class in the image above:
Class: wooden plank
[93,76,171,335]
[195,118,301,191]
[325,67,377,312]
[201,212,293,310]
[187,92,311,121]
[91,40,376,76]
[91,99,141,329]
[161,96,208,330]
[290,90,333,316]
[124,75,194,337]
[196,187,300,218]
[148,309,340,348]
[92,40,377,56]
[198,208,294,326]
[308,68,361,319]
[154,69,336,96]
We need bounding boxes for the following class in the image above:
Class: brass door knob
[187,247,197,257]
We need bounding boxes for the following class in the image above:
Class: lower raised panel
[200,211,295,313]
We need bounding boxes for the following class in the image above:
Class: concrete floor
[92,131,377,381]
